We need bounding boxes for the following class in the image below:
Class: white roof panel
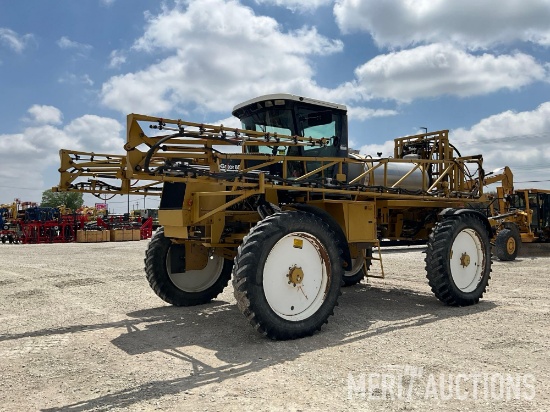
[232,93,347,114]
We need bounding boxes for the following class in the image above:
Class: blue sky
[1,0,550,212]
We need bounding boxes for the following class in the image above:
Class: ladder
[364,240,385,279]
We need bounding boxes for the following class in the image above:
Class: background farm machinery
[481,167,550,260]
[2,203,76,244]
[0,202,155,244]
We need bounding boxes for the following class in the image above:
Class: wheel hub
[460,252,470,268]
[287,265,304,286]
[449,228,484,293]
[506,238,516,254]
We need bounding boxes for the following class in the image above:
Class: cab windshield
[240,107,337,154]
[240,109,294,154]
[296,108,336,150]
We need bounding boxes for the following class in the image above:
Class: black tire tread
[425,214,492,306]
[144,227,232,306]
[495,225,521,261]
[232,211,343,340]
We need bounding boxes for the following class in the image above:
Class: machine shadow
[42,285,496,412]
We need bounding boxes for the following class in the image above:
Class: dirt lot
[0,241,548,411]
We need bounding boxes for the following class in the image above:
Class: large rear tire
[145,228,232,306]
[233,211,343,340]
[425,214,491,306]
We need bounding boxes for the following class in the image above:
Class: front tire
[233,211,343,339]
[144,228,232,306]
[425,214,491,306]
[495,226,521,261]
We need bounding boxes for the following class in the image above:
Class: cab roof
[232,93,347,115]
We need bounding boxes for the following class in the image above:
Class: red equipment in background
[140,217,153,240]
[1,201,155,244]
[17,214,89,244]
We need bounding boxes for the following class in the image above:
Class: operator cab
[232,94,348,177]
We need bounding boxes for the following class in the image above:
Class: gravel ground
[0,241,548,411]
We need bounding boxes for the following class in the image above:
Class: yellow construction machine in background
[484,167,550,260]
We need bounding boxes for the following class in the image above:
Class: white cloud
[100,0,343,115]
[334,0,550,48]
[108,49,126,69]
[0,27,34,53]
[212,115,243,129]
[56,36,93,51]
[453,103,550,144]
[347,106,398,121]
[348,44,547,102]
[27,105,63,125]
[0,107,124,203]
[64,115,124,153]
[58,73,94,86]
[451,103,550,188]
[358,139,396,159]
[254,0,333,12]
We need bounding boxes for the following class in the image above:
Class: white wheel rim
[263,232,329,321]
[166,249,223,292]
[450,228,485,292]
[345,255,364,277]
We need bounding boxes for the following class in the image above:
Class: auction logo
[347,365,535,401]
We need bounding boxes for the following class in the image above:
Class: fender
[285,203,352,270]
[438,208,492,236]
